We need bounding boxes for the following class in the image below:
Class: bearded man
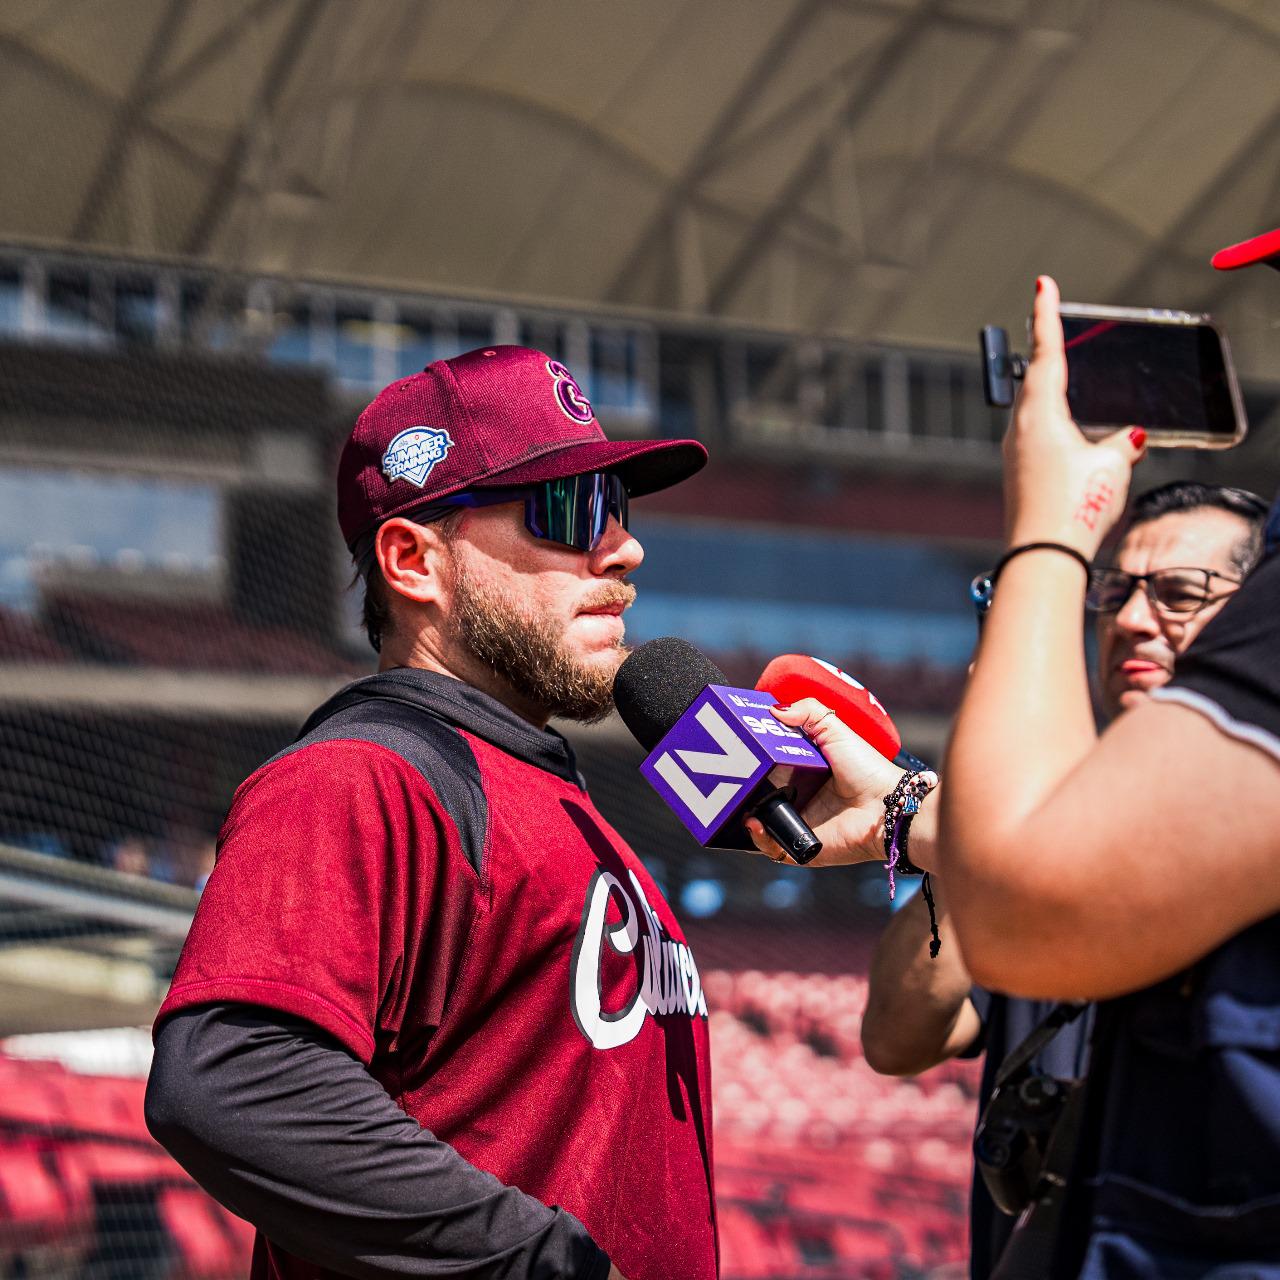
[145,348,715,1280]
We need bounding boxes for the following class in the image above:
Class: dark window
[335,306,377,387]
[393,312,437,377]
[908,364,932,438]
[0,262,21,334]
[519,318,564,361]
[590,330,635,409]
[114,278,160,344]
[266,302,312,367]
[865,361,885,435]
[47,269,103,343]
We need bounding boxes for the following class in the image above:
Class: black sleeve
[1153,545,1280,764]
[145,1004,611,1280]
[960,987,991,1059]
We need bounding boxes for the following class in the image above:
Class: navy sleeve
[145,1004,611,1280]
[1153,546,1280,765]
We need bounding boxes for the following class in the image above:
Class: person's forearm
[937,273,1147,985]
[861,881,979,1076]
[146,1005,610,1280]
[956,553,1097,810]
[939,554,1099,970]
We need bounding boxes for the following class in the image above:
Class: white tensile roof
[2,0,1280,376]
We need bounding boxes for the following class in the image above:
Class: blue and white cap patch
[381,427,454,488]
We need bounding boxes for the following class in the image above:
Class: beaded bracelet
[882,768,939,895]
[882,767,942,957]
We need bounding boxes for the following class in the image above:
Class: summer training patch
[382,427,454,487]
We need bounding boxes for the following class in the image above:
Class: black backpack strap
[991,1001,1088,1092]
[269,698,488,877]
[988,1083,1089,1280]
[987,1002,1104,1280]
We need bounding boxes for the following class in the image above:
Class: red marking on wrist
[1074,471,1116,530]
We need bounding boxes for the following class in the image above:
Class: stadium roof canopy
[3,0,1280,375]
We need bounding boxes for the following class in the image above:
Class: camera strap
[991,1000,1088,1092]
[987,1001,1094,1280]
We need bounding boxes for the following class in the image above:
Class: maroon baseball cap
[1211,226,1280,272]
[337,346,707,547]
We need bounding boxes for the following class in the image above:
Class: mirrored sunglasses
[419,471,629,553]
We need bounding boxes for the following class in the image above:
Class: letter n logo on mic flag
[652,704,758,826]
[639,686,827,847]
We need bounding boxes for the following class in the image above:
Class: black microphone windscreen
[613,638,729,752]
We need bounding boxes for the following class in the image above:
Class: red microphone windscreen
[756,655,901,761]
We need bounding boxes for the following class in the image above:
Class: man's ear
[375,518,453,609]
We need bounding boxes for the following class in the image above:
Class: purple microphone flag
[639,685,829,847]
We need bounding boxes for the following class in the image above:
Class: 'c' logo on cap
[546,360,594,425]
[381,426,454,488]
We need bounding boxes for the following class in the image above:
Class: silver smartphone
[1055,303,1248,449]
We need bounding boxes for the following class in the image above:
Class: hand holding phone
[981,303,1248,449]
[1002,276,1147,560]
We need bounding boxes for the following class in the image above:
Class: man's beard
[451,574,634,724]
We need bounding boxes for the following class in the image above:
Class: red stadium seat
[158,1187,240,1278]
[716,1206,789,1278]
[212,1204,255,1257]
[828,1219,901,1264]
[0,968,981,1277]
[73,1141,175,1186]
[67,1075,151,1141]
[43,1142,94,1229]
[0,1141,70,1245]
[0,1074,71,1129]
[47,594,357,677]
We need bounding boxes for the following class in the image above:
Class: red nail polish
[772,703,791,712]
[1035,277,1044,294]
[1129,428,1147,450]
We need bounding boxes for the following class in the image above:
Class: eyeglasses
[1084,566,1241,616]
[416,471,629,553]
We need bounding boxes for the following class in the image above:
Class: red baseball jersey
[157,671,717,1280]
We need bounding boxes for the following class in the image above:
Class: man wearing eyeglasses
[145,349,715,1280]
[861,479,1266,1280]
[1091,483,1266,723]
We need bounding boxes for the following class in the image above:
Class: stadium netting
[0,322,976,1279]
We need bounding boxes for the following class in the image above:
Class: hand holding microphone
[742,700,905,866]
[613,641,938,870]
[747,656,940,871]
[613,639,826,863]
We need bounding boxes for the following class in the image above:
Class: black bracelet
[991,542,1091,586]
[921,873,942,959]
[882,768,938,893]
[895,811,924,877]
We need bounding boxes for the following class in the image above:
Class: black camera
[974,1069,1078,1217]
